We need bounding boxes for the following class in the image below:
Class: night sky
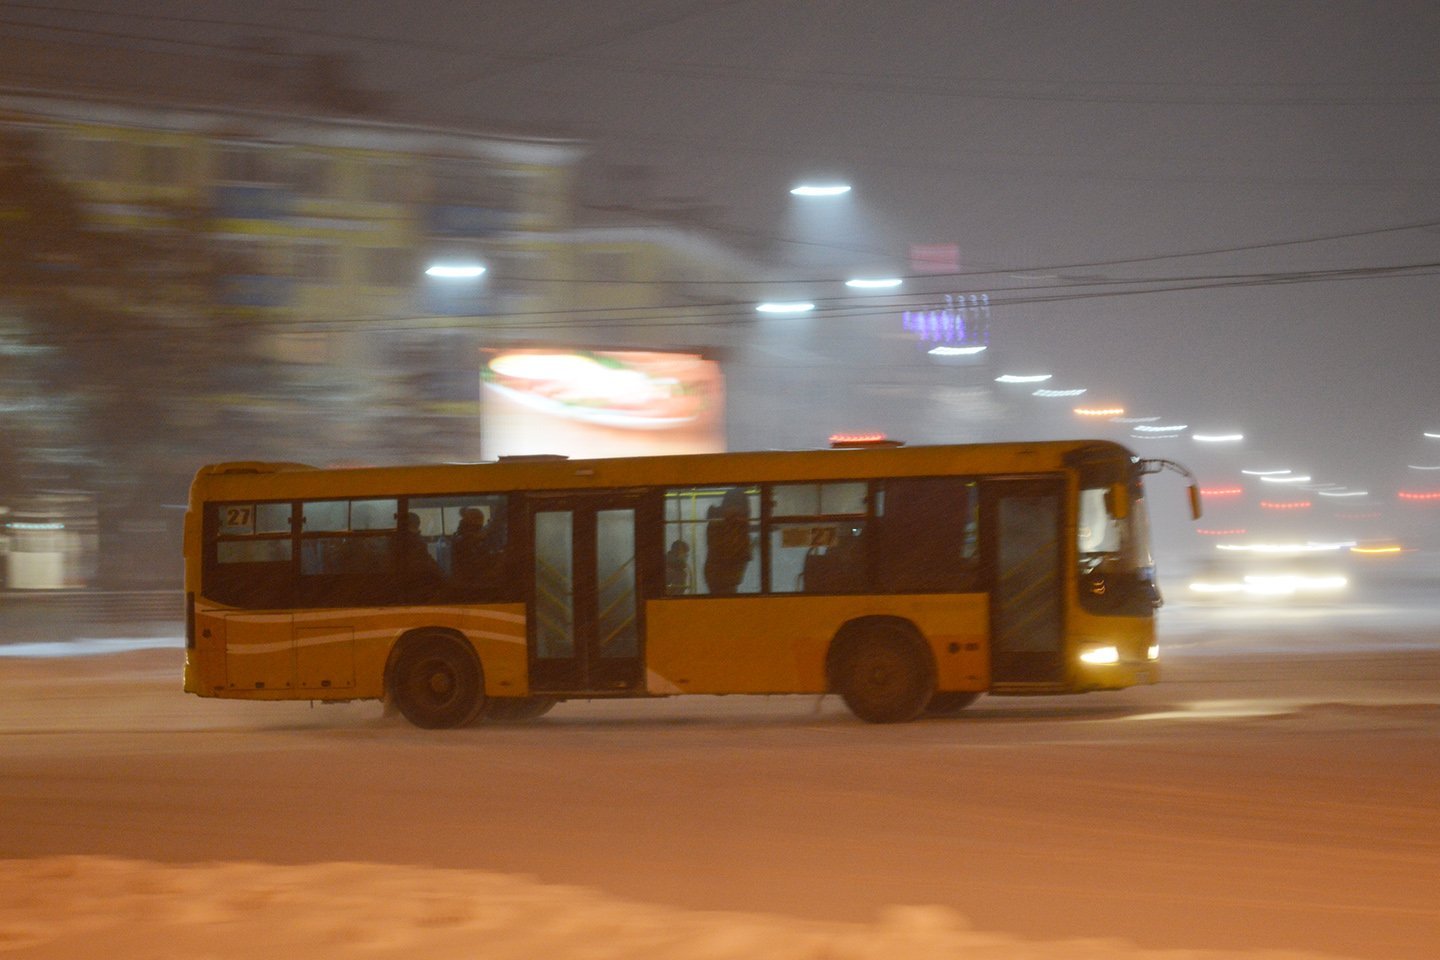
[8,0,1440,493]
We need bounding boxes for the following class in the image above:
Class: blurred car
[1186,545,1350,603]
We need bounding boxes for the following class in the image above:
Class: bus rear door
[525,494,646,694]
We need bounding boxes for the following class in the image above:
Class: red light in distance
[1199,487,1242,498]
[1260,500,1311,510]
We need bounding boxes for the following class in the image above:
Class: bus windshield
[1076,469,1160,613]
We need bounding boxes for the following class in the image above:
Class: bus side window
[875,477,979,593]
[410,494,514,602]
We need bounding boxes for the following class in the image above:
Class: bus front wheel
[390,633,484,729]
[832,626,935,724]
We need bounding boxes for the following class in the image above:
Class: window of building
[366,247,414,286]
[140,143,184,185]
[366,161,409,203]
[295,242,341,283]
[290,153,333,196]
[73,138,118,180]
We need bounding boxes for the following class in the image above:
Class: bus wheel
[833,627,934,723]
[479,696,557,723]
[390,633,484,729]
[924,691,980,716]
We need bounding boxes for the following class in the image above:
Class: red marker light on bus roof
[829,433,905,449]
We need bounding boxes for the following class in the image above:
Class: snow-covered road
[1,599,1436,960]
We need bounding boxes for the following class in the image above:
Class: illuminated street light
[790,183,852,197]
[1193,433,1244,443]
[1241,468,1291,476]
[995,373,1052,384]
[755,301,815,314]
[1261,474,1312,484]
[1133,423,1188,433]
[1033,387,1086,397]
[425,263,486,278]
[844,277,903,289]
[928,345,987,356]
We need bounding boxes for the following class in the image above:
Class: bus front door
[984,479,1066,688]
[527,496,644,694]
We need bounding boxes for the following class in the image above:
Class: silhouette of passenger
[704,488,752,595]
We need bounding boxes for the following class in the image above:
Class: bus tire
[924,691,981,716]
[479,696,557,723]
[389,632,484,729]
[831,623,935,723]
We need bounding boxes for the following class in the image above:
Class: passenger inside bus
[664,539,691,594]
[451,506,502,594]
[396,512,444,597]
[704,488,752,594]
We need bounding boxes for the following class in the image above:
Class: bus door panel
[222,612,295,691]
[527,496,644,693]
[983,480,1066,685]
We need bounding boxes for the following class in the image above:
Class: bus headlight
[1147,644,1159,661]
[1078,645,1120,665]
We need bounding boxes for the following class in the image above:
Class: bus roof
[189,439,1135,503]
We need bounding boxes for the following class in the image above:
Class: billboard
[480,348,725,460]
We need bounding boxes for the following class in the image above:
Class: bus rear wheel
[924,691,981,716]
[833,627,935,723]
[479,696,557,723]
[390,633,484,729]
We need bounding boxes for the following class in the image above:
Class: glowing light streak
[1261,474,1312,484]
[1193,433,1244,443]
[1133,423,1188,433]
[1408,464,1440,470]
[425,263,486,278]
[1424,431,1440,439]
[1316,489,1368,497]
[1242,469,1291,476]
[1350,545,1402,555]
[1033,388,1087,397]
[1259,500,1311,510]
[1075,406,1124,417]
[1398,490,1440,501]
[1111,416,1159,423]
[755,301,815,314]
[995,373,1052,383]
[1196,528,1246,536]
[928,345,987,355]
[1199,487,1242,497]
[790,183,851,197]
[1216,541,1351,554]
[845,277,902,289]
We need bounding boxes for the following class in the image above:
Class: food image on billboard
[480,348,724,459]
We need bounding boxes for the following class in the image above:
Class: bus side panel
[186,606,229,695]
[643,594,988,695]
[460,605,529,697]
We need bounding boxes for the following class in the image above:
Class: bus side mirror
[1107,483,1129,520]
[1188,484,1203,521]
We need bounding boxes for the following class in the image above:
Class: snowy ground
[1,588,1437,960]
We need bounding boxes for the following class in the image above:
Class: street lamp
[756,301,815,314]
[425,263,486,279]
[790,183,851,197]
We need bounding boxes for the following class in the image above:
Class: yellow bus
[183,438,1199,727]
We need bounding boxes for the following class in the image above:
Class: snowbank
[0,857,1353,960]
